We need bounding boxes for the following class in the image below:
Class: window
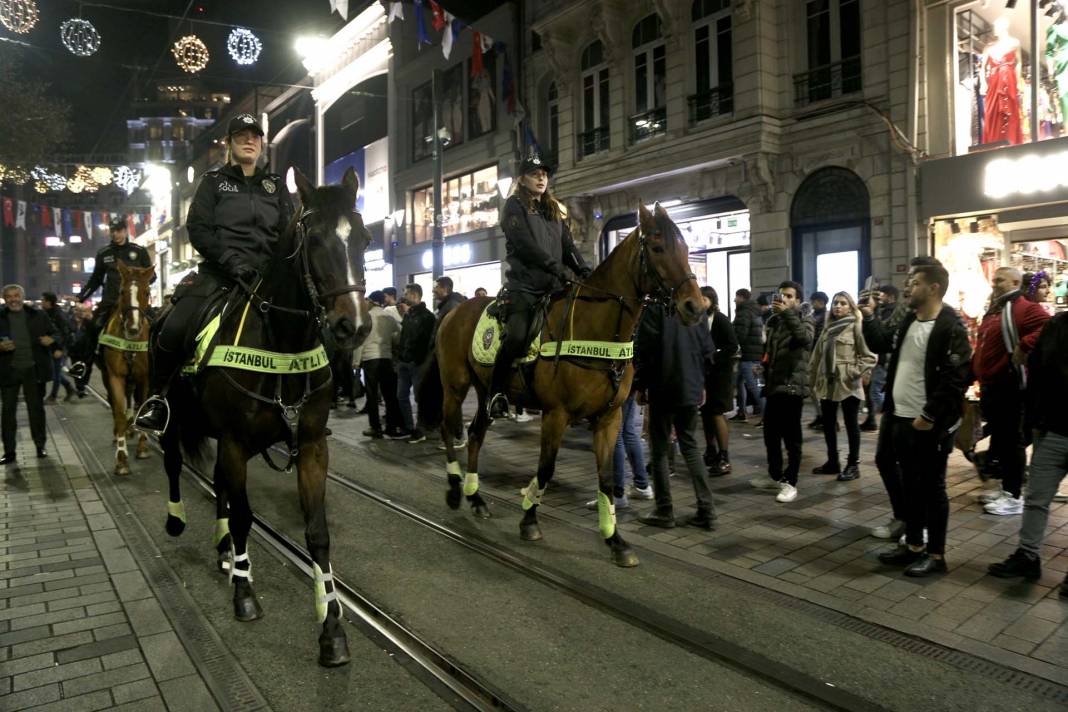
[632,14,667,142]
[410,166,499,243]
[580,40,611,158]
[48,259,60,274]
[69,260,81,272]
[412,65,466,163]
[148,123,163,140]
[547,82,560,159]
[172,123,185,141]
[412,81,434,162]
[468,49,497,139]
[795,0,862,106]
[690,0,733,124]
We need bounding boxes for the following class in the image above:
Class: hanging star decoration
[227,28,262,66]
[60,18,101,56]
[172,34,210,74]
[0,0,39,35]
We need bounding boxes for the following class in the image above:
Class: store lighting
[68,235,82,244]
[186,166,195,184]
[44,236,63,247]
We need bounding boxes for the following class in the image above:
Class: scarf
[998,291,1026,388]
[821,314,855,379]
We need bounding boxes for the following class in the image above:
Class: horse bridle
[635,228,698,304]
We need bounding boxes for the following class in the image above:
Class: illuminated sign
[44,236,63,247]
[68,235,83,244]
[421,243,472,270]
[983,152,1068,199]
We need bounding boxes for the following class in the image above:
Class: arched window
[547,82,559,158]
[579,40,610,158]
[790,167,871,296]
[690,0,733,123]
[631,14,666,142]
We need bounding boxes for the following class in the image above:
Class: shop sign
[421,243,472,270]
[984,151,1068,199]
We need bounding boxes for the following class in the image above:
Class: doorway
[791,167,871,297]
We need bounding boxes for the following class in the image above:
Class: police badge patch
[262,179,276,194]
[483,326,495,350]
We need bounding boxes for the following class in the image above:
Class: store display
[982,17,1024,146]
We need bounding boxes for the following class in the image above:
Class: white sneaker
[628,484,654,500]
[978,489,1009,505]
[749,477,781,490]
[985,495,1023,516]
[870,519,904,539]
[513,412,533,423]
[436,438,467,450]
[776,483,798,503]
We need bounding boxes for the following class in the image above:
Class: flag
[329,0,349,20]
[442,13,455,59]
[429,1,446,31]
[83,210,93,234]
[41,205,51,227]
[62,209,73,238]
[15,201,26,229]
[501,45,516,114]
[388,1,404,22]
[471,31,484,77]
[2,198,11,227]
[127,214,135,237]
[414,0,431,46]
[53,208,62,234]
[72,210,82,231]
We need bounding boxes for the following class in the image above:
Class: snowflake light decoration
[227,28,262,66]
[172,34,209,74]
[60,18,101,56]
[0,0,39,35]
[90,166,113,185]
[114,166,141,194]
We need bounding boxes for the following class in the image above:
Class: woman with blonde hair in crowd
[809,291,877,481]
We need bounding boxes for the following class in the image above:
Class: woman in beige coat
[809,291,877,481]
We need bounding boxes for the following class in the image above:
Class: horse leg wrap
[446,460,462,479]
[214,518,230,547]
[313,562,338,624]
[229,550,252,584]
[521,476,545,511]
[115,437,127,456]
[463,472,479,497]
[596,491,617,539]
[166,500,186,524]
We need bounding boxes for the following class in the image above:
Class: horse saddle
[471,300,542,366]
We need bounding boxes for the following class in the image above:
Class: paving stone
[123,597,172,637]
[0,624,51,647]
[0,601,46,622]
[0,681,62,708]
[9,606,85,631]
[109,570,151,602]
[85,600,123,617]
[51,611,127,636]
[111,695,168,712]
[43,571,108,591]
[158,673,221,712]
[100,547,138,574]
[62,660,151,697]
[93,622,133,641]
[24,689,113,712]
[101,647,144,670]
[47,590,116,612]
[55,634,139,664]
[0,650,54,676]
[12,656,102,691]
[139,631,197,682]
[112,677,160,704]
[10,630,94,659]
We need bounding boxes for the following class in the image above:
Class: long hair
[513,181,565,222]
[829,291,861,321]
[700,285,719,314]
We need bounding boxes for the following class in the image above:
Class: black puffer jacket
[502,194,588,295]
[732,300,764,361]
[186,163,294,277]
[397,302,436,364]
[435,291,466,320]
[1028,312,1068,438]
[634,304,715,408]
[77,240,152,306]
[763,307,815,398]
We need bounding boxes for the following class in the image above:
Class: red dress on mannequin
[983,49,1023,145]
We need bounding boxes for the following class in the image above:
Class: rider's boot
[134,345,182,435]
[486,352,512,420]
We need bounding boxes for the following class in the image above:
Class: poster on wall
[324,136,389,224]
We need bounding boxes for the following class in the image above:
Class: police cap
[109,217,127,232]
[519,150,552,177]
[227,113,265,138]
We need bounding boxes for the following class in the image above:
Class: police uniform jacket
[186,163,294,277]
[501,195,588,295]
[77,240,152,306]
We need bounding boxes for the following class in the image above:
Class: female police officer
[486,152,590,419]
[135,113,293,433]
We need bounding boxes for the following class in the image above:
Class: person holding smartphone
[0,284,57,463]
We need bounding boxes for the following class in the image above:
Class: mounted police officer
[487,151,590,419]
[69,217,152,389]
[135,113,293,433]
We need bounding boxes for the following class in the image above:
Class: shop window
[172,123,185,141]
[440,64,465,149]
[47,259,60,274]
[580,40,611,158]
[795,0,862,107]
[69,260,80,272]
[632,14,667,143]
[148,123,163,140]
[468,49,497,139]
[690,0,733,124]
[410,165,499,243]
[412,81,434,162]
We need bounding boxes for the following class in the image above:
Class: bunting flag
[72,210,82,231]
[414,0,431,46]
[83,211,93,234]
[39,205,49,227]
[62,209,73,239]
[15,201,26,229]
[388,2,404,22]
[53,208,62,234]
[441,12,455,59]
[471,31,484,77]
[2,198,12,227]
[126,214,136,237]
[429,1,446,31]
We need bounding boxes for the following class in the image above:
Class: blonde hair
[830,291,861,320]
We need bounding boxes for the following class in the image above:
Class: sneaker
[513,412,533,423]
[978,489,1009,505]
[407,429,427,444]
[985,495,1023,516]
[870,518,905,540]
[988,549,1042,581]
[729,412,748,422]
[585,495,629,510]
[749,477,781,490]
[437,438,468,450]
[362,428,383,439]
[776,482,798,503]
[628,484,654,500]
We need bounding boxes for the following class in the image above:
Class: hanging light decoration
[67,175,88,194]
[5,166,29,185]
[0,0,39,35]
[172,34,209,74]
[33,180,49,194]
[60,18,101,56]
[227,27,262,66]
[114,166,141,194]
[90,166,113,185]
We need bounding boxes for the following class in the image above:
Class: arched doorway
[790,167,871,298]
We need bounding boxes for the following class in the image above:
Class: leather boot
[135,345,182,435]
[486,354,512,419]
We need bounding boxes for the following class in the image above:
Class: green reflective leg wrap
[313,562,337,624]
[213,517,230,547]
[521,476,545,511]
[446,460,462,478]
[463,472,479,496]
[166,500,186,524]
[597,491,616,539]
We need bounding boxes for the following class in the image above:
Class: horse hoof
[114,466,130,477]
[164,515,185,537]
[318,634,351,667]
[471,503,491,519]
[612,547,640,568]
[519,523,543,541]
[445,488,462,510]
[136,451,150,460]
[233,592,263,622]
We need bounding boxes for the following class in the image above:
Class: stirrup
[67,362,87,378]
[134,395,171,436]
[487,392,510,420]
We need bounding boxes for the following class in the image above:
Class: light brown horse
[420,203,703,567]
[100,262,153,475]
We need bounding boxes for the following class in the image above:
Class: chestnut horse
[420,203,703,567]
[100,262,153,475]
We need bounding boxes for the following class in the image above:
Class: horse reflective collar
[99,333,148,352]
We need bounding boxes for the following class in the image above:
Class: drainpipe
[907,0,922,259]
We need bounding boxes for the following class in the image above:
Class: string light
[227,27,262,66]
[0,0,39,35]
[114,166,141,194]
[60,18,101,57]
[90,166,113,185]
[67,175,88,194]
[172,34,210,74]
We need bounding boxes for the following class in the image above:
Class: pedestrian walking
[39,292,75,403]
[862,259,972,577]
[749,281,814,503]
[395,283,435,443]
[732,288,765,422]
[1,285,57,462]
[357,291,402,439]
[700,286,739,475]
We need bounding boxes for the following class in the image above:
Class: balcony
[688,85,734,125]
[579,126,610,159]
[793,56,862,107]
[629,107,667,144]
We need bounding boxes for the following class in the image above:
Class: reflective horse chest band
[538,340,634,360]
[205,344,329,374]
[99,334,149,352]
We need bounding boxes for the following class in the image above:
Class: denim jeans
[1019,431,1068,557]
[396,361,421,432]
[612,395,648,497]
[868,364,887,417]
[736,361,764,415]
[50,355,72,398]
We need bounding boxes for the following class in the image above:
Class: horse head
[115,262,155,339]
[292,167,372,352]
[636,202,704,324]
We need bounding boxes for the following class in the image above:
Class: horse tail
[417,351,444,430]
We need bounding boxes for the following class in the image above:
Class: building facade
[126,81,231,166]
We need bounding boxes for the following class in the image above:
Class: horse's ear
[654,202,670,219]
[637,201,656,234]
[293,168,316,207]
[341,166,360,202]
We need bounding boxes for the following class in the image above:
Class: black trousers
[649,402,713,514]
[875,410,906,521]
[979,375,1027,498]
[763,393,804,485]
[497,291,540,363]
[71,304,113,385]
[1,367,47,454]
[363,358,401,433]
[820,396,861,465]
[332,350,355,402]
[888,416,953,555]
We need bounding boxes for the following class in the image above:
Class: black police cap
[519,150,553,177]
[227,113,264,138]
[109,217,127,232]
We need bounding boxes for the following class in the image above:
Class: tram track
[80,384,525,712]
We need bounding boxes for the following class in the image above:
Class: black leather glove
[578,267,593,280]
[551,264,569,283]
[229,261,259,286]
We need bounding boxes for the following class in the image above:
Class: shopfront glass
[364,249,394,294]
[952,1,1068,155]
[410,166,499,244]
[410,261,503,305]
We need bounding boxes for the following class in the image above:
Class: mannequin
[982,16,1024,145]
[1046,20,1068,136]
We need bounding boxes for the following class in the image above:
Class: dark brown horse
[156,168,371,666]
[420,203,703,567]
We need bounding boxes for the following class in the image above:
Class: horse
[155,167,371,667]
[420,203,703,567]
[99,262,154,476]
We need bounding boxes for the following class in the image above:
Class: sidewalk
[0,410,234,711]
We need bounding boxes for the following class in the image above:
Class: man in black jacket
[1,285,57,462]
[433,276,466,320]
[40,292,75,403]
[861,259,972,577]
[395,283,435,443]
[731,288,764,421]
[634,302,717,530]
